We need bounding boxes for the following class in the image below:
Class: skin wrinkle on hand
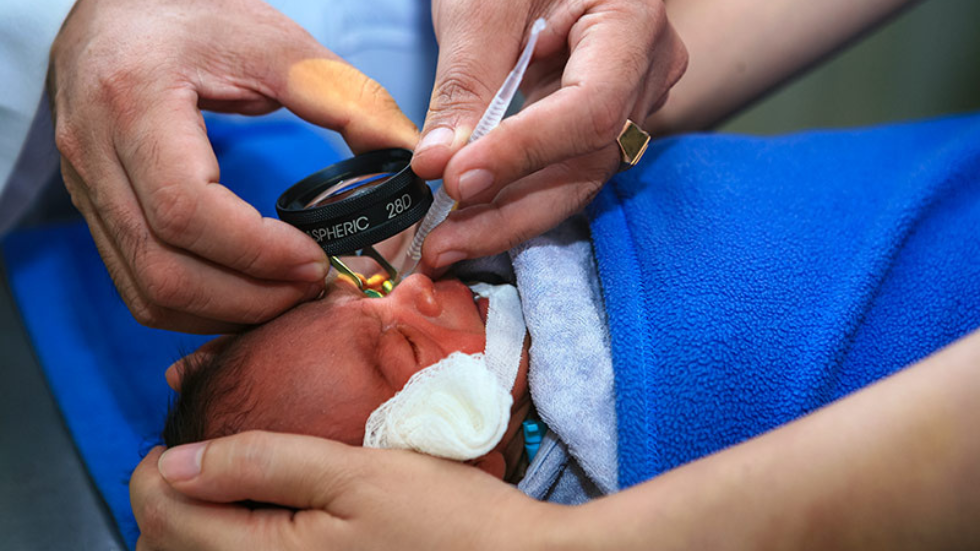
[285,58,420,152]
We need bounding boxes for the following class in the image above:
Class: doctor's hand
[49,0,418,334]
[411,0,687,270]
[131,431,566,551]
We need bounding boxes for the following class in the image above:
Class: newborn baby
[164,274,532,480]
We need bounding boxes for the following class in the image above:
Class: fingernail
[416,127,455,155]
[289,259,329,282]
[434,250,466,268]
[458,169,494,201]
[158,442,206,482]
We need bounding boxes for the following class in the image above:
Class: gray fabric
[510,215,618,494]
[455,215,618,500]
[0,97,61,235]
[0,0,75,210]
[517,433,566,500]
[517,432,603,504]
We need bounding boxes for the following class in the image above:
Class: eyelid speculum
[329,255,395,298]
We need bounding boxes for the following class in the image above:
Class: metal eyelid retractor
[276,148,433,297]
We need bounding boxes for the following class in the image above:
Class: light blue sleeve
[0,0,76,234]
[234,0,437,155]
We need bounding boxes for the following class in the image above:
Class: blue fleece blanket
[1,116,344,549]
[589,113,980,489]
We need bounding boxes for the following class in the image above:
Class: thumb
[410,13,531,183]
[274,43,419,152]
[157,431,364,509]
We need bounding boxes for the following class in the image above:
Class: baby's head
[163,274,531,479]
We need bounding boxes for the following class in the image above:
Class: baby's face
[215,274,530,449]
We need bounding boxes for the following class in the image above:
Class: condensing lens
[305,173,393,208]
[277,148,432,257]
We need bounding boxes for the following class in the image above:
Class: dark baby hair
[162,342,256,447]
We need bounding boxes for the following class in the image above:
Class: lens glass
[305,173,393,208]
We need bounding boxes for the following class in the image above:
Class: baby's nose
[391,274,441,317]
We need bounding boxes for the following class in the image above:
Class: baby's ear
[165,336,235,391]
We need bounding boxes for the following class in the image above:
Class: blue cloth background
[589,113,980,489]
[1,116,343,549]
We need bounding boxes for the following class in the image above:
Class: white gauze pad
[363,283,526,460]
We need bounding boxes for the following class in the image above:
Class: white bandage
[363,283,526,460]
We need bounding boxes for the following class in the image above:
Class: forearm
[563,328,980,550]
[647,0,920,134]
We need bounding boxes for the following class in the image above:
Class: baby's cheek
[454,334,487,357]
[313,388,393,446]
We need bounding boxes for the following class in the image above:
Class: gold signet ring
[617,119,651,172]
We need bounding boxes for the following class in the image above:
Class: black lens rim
[276,148,432,255]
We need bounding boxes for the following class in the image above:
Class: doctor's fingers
[48,0,407,290]
[132,447,300,551]
[60,161,320,333]
[49,73,330,288]
[156,431,381,508]
[421,146,618,267]
[155,432,551,550]
[410,0,533,181]
[97,87,332,285]
[522,25,685,129]
[422,0,686,205]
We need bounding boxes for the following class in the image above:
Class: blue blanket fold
[589,113,980,489]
